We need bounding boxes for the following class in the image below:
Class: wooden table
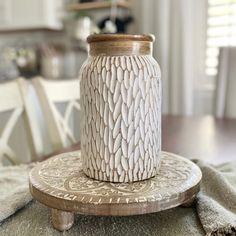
[162,115,236,164]
[44,115,236,165]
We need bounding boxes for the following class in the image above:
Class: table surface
[44,115,236,165]
[162,115,236,164]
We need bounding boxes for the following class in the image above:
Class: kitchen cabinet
[0,0,64,31]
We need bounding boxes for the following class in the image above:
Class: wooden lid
[87,34,155,43]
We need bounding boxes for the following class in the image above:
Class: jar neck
[88,41,153,56]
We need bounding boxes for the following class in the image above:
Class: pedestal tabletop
[29,151,201,230]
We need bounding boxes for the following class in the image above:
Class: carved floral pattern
[30,151,202,204]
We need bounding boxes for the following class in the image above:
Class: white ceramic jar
[80,34,161,183]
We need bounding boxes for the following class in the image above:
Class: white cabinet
[0,0,64,30]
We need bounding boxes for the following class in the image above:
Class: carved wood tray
[29,151,202,231]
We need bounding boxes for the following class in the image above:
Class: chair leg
[51,208,74,231]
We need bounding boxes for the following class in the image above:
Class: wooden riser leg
[181,196,196,207]
[51,209,74,231]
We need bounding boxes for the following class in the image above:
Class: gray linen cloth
[0,160,236,236]
[196,160,236,235]
[0,164,33,223]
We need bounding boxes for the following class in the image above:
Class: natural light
[206,0,236,76]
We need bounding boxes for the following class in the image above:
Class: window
[206,0,236,76]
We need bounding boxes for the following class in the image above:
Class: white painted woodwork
[0,78,43,165]
[0,0,64,30]
[33,77,80,152]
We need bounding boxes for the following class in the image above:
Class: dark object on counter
[98,16,133,33]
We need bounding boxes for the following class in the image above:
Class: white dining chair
[0,78,43,165]
[215,47,236,118]
[33,77,80,152]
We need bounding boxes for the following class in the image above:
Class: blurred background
[0,0,236,163]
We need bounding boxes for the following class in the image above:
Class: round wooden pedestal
[29,151,202,231]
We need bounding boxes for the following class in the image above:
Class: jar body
[80,41,161,183]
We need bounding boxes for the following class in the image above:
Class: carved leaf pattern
[81,55,161,182]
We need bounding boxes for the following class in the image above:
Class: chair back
[33,77,80,151]
[0,78,43,165]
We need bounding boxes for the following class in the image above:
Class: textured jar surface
[80,54,161,182]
